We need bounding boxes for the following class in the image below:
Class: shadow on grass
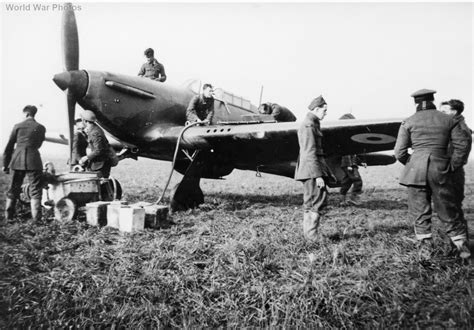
[326,222,412,242]
[360,199,407,210]
[206,192,302,208]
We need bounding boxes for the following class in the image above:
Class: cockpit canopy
[182,78,256,112]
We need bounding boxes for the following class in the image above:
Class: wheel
[54,198,76,222]
[100,177,122,201]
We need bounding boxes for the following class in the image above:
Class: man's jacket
[295,112,331,181]
[3,117,46,171]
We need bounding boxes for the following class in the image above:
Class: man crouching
[295,96,332,240]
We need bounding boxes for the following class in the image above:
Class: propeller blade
[67,91,76,167]
[61,3,79,71]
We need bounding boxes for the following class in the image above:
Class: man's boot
[451,237,471,260]
[417,238,433,260]
[303,211,320,241]
[5,198,16,220]
[340,194,348,206]
[348,193,361,206]
[30,198,42,221]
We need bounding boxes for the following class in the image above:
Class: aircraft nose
[53,70,88,97]
[53,72,71,90]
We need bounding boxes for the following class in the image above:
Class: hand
[347,166,353,171]
[316,177,325,188]
[79,156,88,166]
[361,162,367,168]
[2,167,10,174]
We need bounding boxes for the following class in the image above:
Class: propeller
[60,3,79,167]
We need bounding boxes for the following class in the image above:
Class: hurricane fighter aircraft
[50,5,401,211]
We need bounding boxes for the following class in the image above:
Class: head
[314,104,328,120]
[75,117,85,130]
[23,105,38,117]
[80,110,97,129]
[308,95,327,120]
[258,103,272,115]
[202,83,214,98]
[439,101,456,116]
[411,89,436,111]
[448,99,464,116]
[144,48,155,63]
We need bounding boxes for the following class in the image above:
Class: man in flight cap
[394,89,471,260]
[295,95,333,240]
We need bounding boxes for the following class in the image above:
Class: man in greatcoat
[295,95,333,240]
[3,105,46,221]
[394,89,471,260]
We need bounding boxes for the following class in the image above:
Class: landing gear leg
[169,150,204,212]
[170,177,204,212]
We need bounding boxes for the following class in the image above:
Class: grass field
[1,155,473,328]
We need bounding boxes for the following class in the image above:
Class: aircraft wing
[176,118,403,158]
[45,132,128,151]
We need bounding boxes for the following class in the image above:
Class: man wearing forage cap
[295,95,333,240]
[394,89,471,261]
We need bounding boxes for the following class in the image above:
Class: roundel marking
[350,133,396,144]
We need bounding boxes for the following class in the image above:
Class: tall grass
[1,158,473,327]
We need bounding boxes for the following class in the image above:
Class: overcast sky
[1,2,473,151]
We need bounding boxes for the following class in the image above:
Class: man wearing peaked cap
[295,95,334,241]
[3,105,46,221]
[394,89,471,260]
[410,89,437,111]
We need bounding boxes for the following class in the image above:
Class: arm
[394,123,411,165]
[3,126,17,169]
[37,125,46,149]
[157,63,167,82]
[449,122,471,171]
[271,104,282,121]
[204,101,214,123]
[340,155,351,168]
[138,64,145,77]
[186,96,200,122]
[87,131,109,161]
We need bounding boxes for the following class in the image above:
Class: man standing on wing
[138,48,167,82]
[295,95,332,240]
[395,89,471,260]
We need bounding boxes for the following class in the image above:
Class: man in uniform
[338,114,363,206]
[394,89,471,260]
[138,48,167,82]
[78,110,113,178]
[439,99,472,254]
[295,95,333,240]
[258,102,297,122]
[186,83,215,125]
[70,118,88,166]
[3,105,46,221]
